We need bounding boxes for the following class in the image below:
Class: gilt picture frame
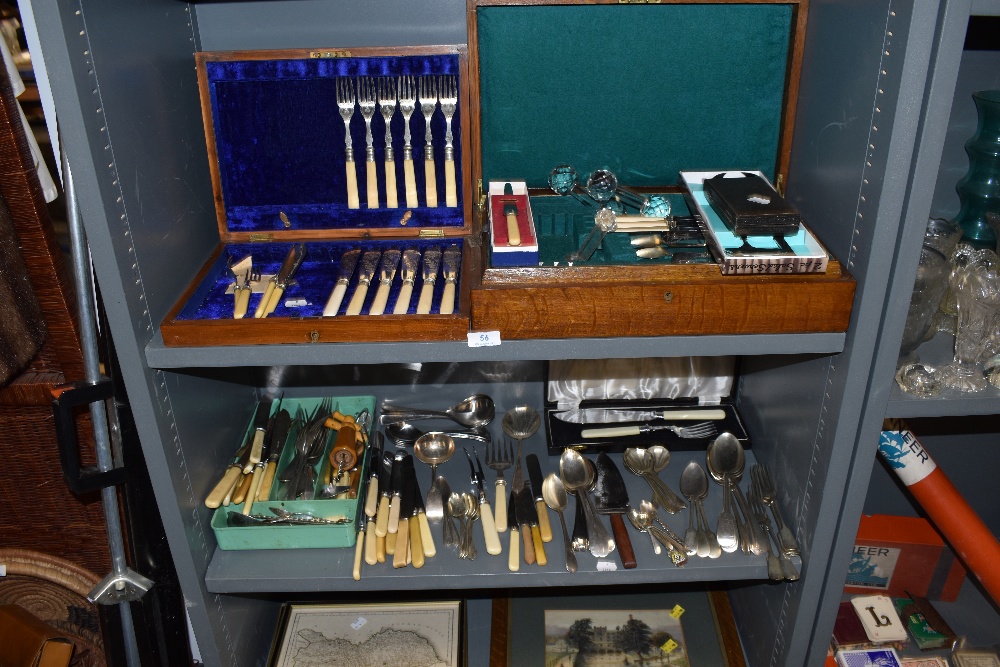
[490,590,744,667]
[267,600,463,667]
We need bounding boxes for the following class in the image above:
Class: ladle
[559,448,615,558]
[380,393,495,429]
[413,432,456,520]
[542,473,578,573]
[502,405,541,489]
[384,420,489,448]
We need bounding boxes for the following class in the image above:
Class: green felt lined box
[211,395,374,550]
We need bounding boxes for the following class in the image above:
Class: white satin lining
[548,357,735,406]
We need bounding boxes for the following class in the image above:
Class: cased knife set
[160,46,474,346]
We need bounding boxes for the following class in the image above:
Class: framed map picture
[268,600,463,667]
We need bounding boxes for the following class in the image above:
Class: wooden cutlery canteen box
[466,0,856,340]
[160,46,477,346]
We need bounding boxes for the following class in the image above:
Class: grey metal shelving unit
[816,1,1000,665]
[24,0,950,665]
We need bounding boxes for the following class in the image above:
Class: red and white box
[488,180,538,267]
[844,514,966,601]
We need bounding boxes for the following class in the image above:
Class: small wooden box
[465,0,856,340]
[161,46,477,346]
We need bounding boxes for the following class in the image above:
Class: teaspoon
[542,473,578,573]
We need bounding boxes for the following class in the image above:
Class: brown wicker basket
[0,548,105,667]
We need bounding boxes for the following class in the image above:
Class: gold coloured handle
[536,500,553,542]
[532,525,547,566]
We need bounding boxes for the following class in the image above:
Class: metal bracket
[51,378,127,494]
[88,569,155,605]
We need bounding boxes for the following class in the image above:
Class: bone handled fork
[337,78,360,209]
[378,77,399,208]
[398,75,418,208]
[439,75,458,207]
[418,76,439,207]
[357,76,379,209]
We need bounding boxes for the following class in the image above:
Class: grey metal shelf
[144,330,848,369]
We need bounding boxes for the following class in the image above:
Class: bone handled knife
[501,183,521,246]
[507,492,519,572]
[593,453,638,569]
[515,489,536,565]
[369,248,401,316]
[254,244,306,318]
[554,408,727,424]
[416,247,441,315]
[323,248,360,317]
[392,248,421,315]
[526,454,553,543]
[346,250,382,316]
[410,464,435,558]
[439,244,461,316]
[393,463,415,569]
[205,440,250,509]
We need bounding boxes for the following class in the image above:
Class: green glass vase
[955,90,1000,249]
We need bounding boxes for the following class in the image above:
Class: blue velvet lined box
[161,46,474,346]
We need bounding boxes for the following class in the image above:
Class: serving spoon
[559,448,615,558]
[384,420,489,448]
[542,473,578,573]
[380,394,495,429]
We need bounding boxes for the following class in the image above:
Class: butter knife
[369,248,401,316]
[439,244,461,315]
[345,249,382,316]
[254,244,306,318]
[322,248,360,317]
[416,247,441,315]
[392,248,421,314]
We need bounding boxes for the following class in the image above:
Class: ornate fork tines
[377,77,397,157]
[418,75,439,157]
[397,75,416,158]
[336,78,356,159]
[439,75,457,152]
[357,76,377,158]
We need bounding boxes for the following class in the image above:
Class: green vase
[955,90,1000,249]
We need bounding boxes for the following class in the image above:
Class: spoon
[705,433,744,553]
[384,420,490,448]
[448,492,468,556]
[706,433,764,556]
[678,461,704,557]
[622,448,685,513]
[502,405,541,489]
[380,394,496,429]
[694,470,723,559]
[542,473,578,573]
[437,476,459,546]
[413,432,456,519]
[559,448,615,558]
[627,505,662,555]
[462,492,479,560]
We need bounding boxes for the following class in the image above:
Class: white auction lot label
[467,331,501,348]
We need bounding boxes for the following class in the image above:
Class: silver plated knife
[553,408,726,424]
[393,248,421,314]
[322,248,360,317]
[345,249,381,316]
[440,244,461,315]
[416,247,441,315]
[369,248,401,316]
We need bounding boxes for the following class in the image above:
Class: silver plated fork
[397,75,418,208]
[336,78,360,209]
[438,75,458,207]
[752,463,799,555]
[418,76,439,207]
[486,438,513,532]
[749,491,799,581]
[377,77,399,208]
[357,77,378,209]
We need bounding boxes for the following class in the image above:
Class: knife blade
[364,432,384,518]
[322,248,361,317]
[254,243,306,318]
[553,408,727,424]
[369,248,401,316]
[593,453,638,569]
[345,249,382,316]
[392,248,422,315]
[526,454,553,543]
[514,488,537,565]
[257,408,292,502]
[394,460,416,569]
[507,490,519,572]
[439,244,461,316]
[410,460,435,559]
[415,247,441,314]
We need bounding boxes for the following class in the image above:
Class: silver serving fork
[749,491,799,581]
[418,76,439,207]
[752,463,799,555]
[337,78,360,209]
[377,77,399,208]
[357,77,379,209]
[438,75,458,207]
[397,75,418,208]
[486,438,513,532]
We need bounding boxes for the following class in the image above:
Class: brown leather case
[0,603,74,667]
